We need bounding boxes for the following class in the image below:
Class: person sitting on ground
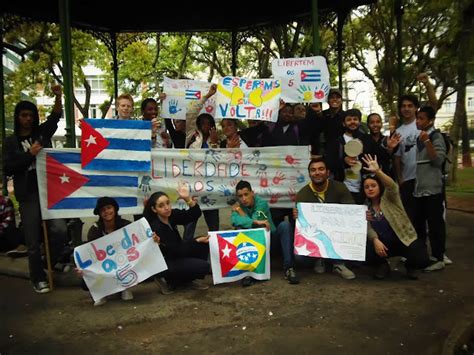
[231,180,299,286]
[0,193,27,257]
[361,154,430,280]
[219,119,249,148]
[294,157,356,280]
[79,197,134,306]
[143,183,210,293]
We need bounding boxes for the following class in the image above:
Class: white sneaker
[424,261,445,272]
[121,289,134,301]
[314,258,325,274]
[333,263,356,280]
[93,297,107,306]
[32,281,50,294]
[443,255,453,265]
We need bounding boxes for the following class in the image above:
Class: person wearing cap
[83,197,134,306]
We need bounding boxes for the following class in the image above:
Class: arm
[419,131,446,167]
[39,85,63,140]
[361,154,395,189]
[2,137,37,176]
[185,84,217,148]
[393,155,403,185]
[417,73,438,111]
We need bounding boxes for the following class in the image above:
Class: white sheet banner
[162,77,216,120]
[272,56,330,103]
[74,218,167,301]
[294,203,367,261]
[139,146,310,210]
[215,76,281,122]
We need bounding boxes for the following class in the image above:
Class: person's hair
[418,105,436,120]
[140,98,157,112]
[344,108,362,121]
[196,113,215,131]
[222,118,238,127]
[235,180,252,193]
[398,94,419,110]
[93,197,121,232]
[367,112,382,125]
[143,191,169,223]
[14,100,40,134]
[360,175,385,202]
[117,93,134,106]
[307,157,327,172]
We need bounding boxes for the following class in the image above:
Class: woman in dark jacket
[143,183,210,291]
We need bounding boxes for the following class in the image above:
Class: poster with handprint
[162,77,216,120]
[140,146,310,210]
[272,56,330,103]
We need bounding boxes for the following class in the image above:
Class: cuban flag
[300,69,321,82]
[208,228,270,285]
[185,89,202,100]
[36,148,143,219]
[81,119,152,172]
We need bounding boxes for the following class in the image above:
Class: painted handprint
[290,171,305,184]
[168,99,182,115]
[285,155,301,166]
[218,185,232,197]
[205,149,221,162]
[139,175,152,193]
[200,195,216,207]
[314,83,330,100]
[259,172,268,188]
[269,192,281,204]
[246,149,261,162]
[297,85,314,102]
[272,171,286,185]
[288,187,296,202]
[256,163,268,176]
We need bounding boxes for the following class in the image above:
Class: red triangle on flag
[81,120,109,168]
[46,154,89,209]
[300,71,307,81]
[217,235,238,277]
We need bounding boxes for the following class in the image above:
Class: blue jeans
[274,220,294,269]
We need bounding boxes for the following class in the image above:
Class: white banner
[272,56,330,103]
[74,218,167,301]
[162,77,216,120]
[215,76,281,122]
[138,146,310,210]
[294,203,367,261]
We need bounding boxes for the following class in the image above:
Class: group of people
[1,72,451,302]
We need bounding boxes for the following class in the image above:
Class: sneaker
[373,262,390,280]
[333,263,356,280]
[32,281,50,294]
[6,244,28,258]
[284,267,300,284]
[313,258,325,274]
[121,289,134,301]
[424,261,445,272]
[241,276,254,287]
[93,297,107,306]
[154,277,174,295]
[443,255,453,265]
[190,280,209,290]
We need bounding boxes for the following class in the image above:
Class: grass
[446,167,474,196]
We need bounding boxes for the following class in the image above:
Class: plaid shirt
[0,196,15,235]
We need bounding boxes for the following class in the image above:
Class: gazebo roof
[1,0,374,33]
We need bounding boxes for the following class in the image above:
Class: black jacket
[3,111,61,202]
[148,204,202,261]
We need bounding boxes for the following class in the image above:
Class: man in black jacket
[3,85,67,294]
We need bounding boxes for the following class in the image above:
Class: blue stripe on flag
[84,175,138,187]
[85,159,150,172]
[48,152,81,164]
[86,119,151,130]
[50,197,138,210]
[107,138,151,151]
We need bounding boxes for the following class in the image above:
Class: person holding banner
[143,183,210,291]
[219,119,249,148]
[294,157,356,280]
[140,98,171,148]
[3,85,68,294]
[80,197,134,305]
[115,93,135,120]
[361,154,430,280]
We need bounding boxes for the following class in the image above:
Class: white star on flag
[59,173,70,184]
[294,243,311,256]
[222,244,232,258]
[85,134,97,147]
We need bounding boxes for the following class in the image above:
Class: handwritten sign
[215,76,281,122]
[74,218,167,301]
[294,203,367,261]
[162,77,216,120]
[272,56,330,103]
[138,146,310,210]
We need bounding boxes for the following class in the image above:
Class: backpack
[429,129,453,178]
